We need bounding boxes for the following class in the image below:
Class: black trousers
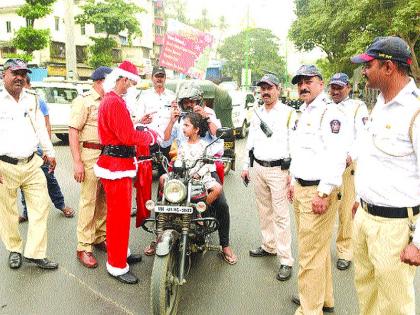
[209,172,230,247]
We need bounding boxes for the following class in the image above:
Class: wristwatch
[318,192,329,198]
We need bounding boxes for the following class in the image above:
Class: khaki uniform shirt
[69,88,101,143]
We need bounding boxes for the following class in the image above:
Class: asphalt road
[0,137,419,315]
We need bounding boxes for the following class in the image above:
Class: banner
[159,19,214,79]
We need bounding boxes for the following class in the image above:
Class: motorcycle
[142,128,233,315]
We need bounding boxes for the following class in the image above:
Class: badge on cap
[330,120,341,133]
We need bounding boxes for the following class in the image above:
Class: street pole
[64,0,78,80]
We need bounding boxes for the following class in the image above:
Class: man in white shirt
[287,65,349,314]
[241,73,294,281]
[328,73,369,271]
[351,36,420,315]
[0,59,58,270]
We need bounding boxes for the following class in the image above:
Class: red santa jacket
[94,91,155,179]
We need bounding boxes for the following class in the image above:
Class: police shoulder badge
[330,120,341,133]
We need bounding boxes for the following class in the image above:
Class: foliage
[192,9,214,32]
[289,0,420,82]
[218,28,287,85]
[164,0,190,24]
[3,53,33,63]
[87,37,117,68]
[12,27,50,55]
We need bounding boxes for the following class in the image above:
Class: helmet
[178,83,203,110]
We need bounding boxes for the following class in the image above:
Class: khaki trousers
[353,207,417,315]
[254,163,293,266]
[0,155,50,258]
[336,162,356,260]
[293,183,340,315]
[76,147,107,252]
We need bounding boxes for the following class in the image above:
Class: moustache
[262,94,270,98]
[299,89,310,95]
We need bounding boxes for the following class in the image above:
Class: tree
[218,28,287,85]
[289,0,420,82]
[192,9,214,32]
[164,0,190,24]
[11,0,57,60]
[75,0,144,68]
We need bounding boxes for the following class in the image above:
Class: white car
[31,81,80,143]
[229,90,256,138]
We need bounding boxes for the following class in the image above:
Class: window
[76,46,87,63]
[6,21,11,33]
[142,47,150,59]
[1,47,16,58]
[80,24,85,35]
[50,41,66,59]
[55,17,60,31]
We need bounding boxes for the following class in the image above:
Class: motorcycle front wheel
[150,250,180,315]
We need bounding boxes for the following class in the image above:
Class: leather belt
[296,178,320,187]
[361,199,420,218]
[255,157,282,168]
[82,142,103,150]
[102,145,136,158]
[0,153,35,165]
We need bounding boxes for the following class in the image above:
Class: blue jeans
[21,163,65,218]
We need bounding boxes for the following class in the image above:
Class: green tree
[289,0,420,82]
[75,0,144,68]
[11,0,56,59]
[218,28,287,85]
[192,9,214,32]
[164,0,190,24]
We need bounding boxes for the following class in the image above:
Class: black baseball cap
[152,66,166,76]
[351,36,412,65]
[3,58,32,73]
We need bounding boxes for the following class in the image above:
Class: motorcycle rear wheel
[151,250,180,315]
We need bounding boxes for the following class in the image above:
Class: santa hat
[103,60,140,93]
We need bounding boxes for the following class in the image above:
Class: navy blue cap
[4,58,32,73]
[351,36,412,65]
[291,65,322,85]
[329,73,350,87]
[257,73,280,86]
[91,66,112,81]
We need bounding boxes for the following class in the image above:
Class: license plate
[155,205,193,214]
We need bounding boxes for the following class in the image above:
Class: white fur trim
[113,67,140,83]
[94,163,137,179]
[106,261,129,276]
[127,248,131,257]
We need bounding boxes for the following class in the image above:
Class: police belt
[295,178,321,187]
[254,157,283,168]
[361,199,420,219]
[101,145,136,158]
[0,153,35,165]
[82,142,103,151]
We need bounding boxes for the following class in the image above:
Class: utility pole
[64,0,78,80]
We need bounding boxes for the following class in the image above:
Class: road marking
[59,266,135,315]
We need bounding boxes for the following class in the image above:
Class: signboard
[159,19,214,79]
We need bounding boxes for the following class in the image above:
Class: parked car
[229,90,256,139]
[31,81,80,143]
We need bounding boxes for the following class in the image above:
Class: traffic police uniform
[69,87,107,253]
[290,83,349,314]
[0,84,55,259]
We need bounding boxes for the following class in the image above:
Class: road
[0,136,419,315]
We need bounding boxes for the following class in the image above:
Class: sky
[183,0,325,74]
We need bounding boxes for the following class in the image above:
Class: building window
[76,46,87,63]
[55,17,60,31]
[81,24,85,35]
[142,47,150,59]
[112,49,122,63]
[1,47,17,58]
[6,21,11,33]
[50,41,66,59]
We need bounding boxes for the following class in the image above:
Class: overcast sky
[184,0,324,73]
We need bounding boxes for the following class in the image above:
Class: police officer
[0,58,58,270]
[328,73,369,270]
[241,74,294,281]
[287,65,349,314]
[69,66,111,268]
[351,36,420,314]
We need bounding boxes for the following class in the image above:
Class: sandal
[144,241,157,256]
[219,248,238,265]
[62,206,75,218]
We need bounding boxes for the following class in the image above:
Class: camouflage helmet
[178,83,203,109]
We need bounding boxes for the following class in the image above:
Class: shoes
[276,265,292,281]
[108,271,138,284]
[24,257,58,270]
[77,251,98,268]
[94,241,107,252]
[144,241,157,256]
[9,252,22,269]
[219,249,238,265]
[249,246,276,257]
[127,254,142,264]
[61,206,75,218]
[291,294,335,313]
[336,259,351,270]
[19,216,28,223]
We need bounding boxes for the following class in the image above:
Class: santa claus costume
[94,60,156,281]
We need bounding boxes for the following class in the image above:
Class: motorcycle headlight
[164,179,187,203]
